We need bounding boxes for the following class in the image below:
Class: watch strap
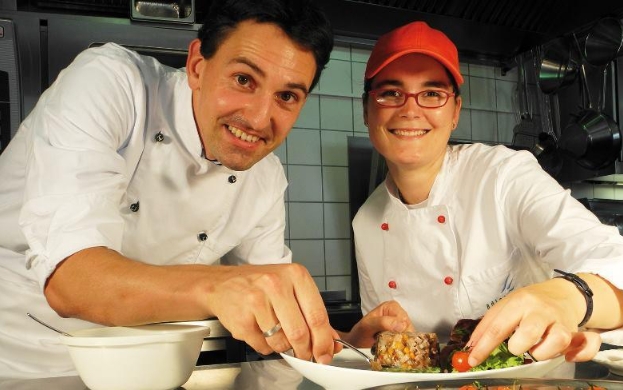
[553,269,594,328]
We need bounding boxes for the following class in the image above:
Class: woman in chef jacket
[342,21,623,368]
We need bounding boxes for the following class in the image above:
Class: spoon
[27,313,73,337]
[333,338,373,363]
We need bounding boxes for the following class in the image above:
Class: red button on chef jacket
[444,276,453,285]
[381,223,389,231]
[437,215,446,224]
[388,280,397,289]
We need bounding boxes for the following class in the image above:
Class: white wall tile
[326,276,352,300]
[320,96,354,131]
[321,130,351,166]
[288,165,323,202]
[287,128,321,165]
[459,76,471,108]
[497,112,516,144]
[313,276,327,291]
[351,61,366,96]
[469,63,496,78]
[330,45,351,61]
[471,110,498,142]
[290,239,325,276]
[353,97,367,134]
[324,203,351,239]
[323,166,349,202]
[351,46,370,63]
[451,109,471,141]
[459,63,469,78]
[288,202,324,239]
[295,95,320,129]
[325,239,352,276]
[496,65,518,81]
[469,77,497,110]
[495,79,515,113]
[274,142,287,164]
[318,59,353,95]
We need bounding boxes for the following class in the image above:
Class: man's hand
[45,248,338,364]
[340,300,415,347]
[205,263,338,364]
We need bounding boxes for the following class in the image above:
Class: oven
[0,9,196,148]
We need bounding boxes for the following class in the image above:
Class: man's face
[187,20,317,170]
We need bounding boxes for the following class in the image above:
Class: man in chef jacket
[339,21,623,367]
[0,0,407,378]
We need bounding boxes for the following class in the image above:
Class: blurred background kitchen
[2,0,623,363]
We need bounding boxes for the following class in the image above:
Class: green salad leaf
[469,342,524,371]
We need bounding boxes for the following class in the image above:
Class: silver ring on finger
[262,323,282,338]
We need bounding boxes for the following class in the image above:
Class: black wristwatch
[553,269,594,328]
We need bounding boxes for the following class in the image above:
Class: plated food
[370,318,525,373]
[280,317,567,389]
[280,348,565,390]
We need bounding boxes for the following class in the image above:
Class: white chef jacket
[0,43,291,378]
[353,143,623,338]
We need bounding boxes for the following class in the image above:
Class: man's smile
[227,125,261,143]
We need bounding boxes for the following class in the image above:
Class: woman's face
[364,53,462,172]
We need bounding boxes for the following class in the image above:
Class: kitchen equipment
[532,132,563,176]
[558,21,622,172]
[538,38,579,94]
[131,0,195,24]
[27,312,73,337]
[512,53,539,149]
[582,17,623,67]
[59,322,210,390]
[559,61,621,170]
[0,18,20,152]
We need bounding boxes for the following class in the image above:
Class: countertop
[1,358,621,390]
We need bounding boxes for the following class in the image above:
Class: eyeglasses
[368,89,455,108]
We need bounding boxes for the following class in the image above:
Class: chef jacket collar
[174,74,205,162]
[384,146,454,208]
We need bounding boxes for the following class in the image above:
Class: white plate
[281,348,565,390]
[592,349,623,376]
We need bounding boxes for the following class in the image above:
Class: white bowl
[60,322,210,390]
[592,349,623,376]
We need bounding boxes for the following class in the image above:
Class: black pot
[559,109,621,170]
[531,132,563,177]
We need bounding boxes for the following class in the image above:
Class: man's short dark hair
[198,0,334,92]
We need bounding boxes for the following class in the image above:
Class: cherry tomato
[451,350,472,372]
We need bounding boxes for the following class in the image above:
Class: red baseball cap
[365,21,464,85]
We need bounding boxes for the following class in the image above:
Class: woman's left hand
[466,278,602,367]
[340,300,415,347]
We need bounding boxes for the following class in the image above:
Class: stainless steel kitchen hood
[314,0,623,66]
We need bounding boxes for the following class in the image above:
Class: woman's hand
[466,277,602,367]
[340,300,415,347]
